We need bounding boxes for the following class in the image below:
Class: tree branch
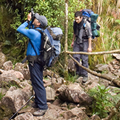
[69,54,120,87]
[66,49,120,55]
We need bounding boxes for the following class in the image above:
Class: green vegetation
[88,85,120,119]
[0,91,5,100]
[88,85,112,118]
[0,1,120,119]
[89,0,120,68]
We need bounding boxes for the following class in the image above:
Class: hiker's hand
[71,42,74,47]
[88,47,92,52]
[27,13,31,21]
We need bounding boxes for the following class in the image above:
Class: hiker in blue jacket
[17,12,48,116]
[71,11,92,83]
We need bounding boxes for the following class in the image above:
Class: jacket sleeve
[17,21,36,39]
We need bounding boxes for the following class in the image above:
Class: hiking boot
[33,109,47,116]
[82,77,88,83]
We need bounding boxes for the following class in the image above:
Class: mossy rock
[0,104,13,119]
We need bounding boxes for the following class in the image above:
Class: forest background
[0,1,120,119]
[0,0,120,76]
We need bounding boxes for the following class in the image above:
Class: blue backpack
[36,27,63,68]
[82,9,100,39]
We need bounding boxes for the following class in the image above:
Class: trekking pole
[9,95,35,120]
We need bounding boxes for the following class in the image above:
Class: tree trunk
[64,0,68,77]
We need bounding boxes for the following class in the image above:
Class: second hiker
[71,11,92,83]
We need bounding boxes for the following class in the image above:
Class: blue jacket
[17,21,42,56]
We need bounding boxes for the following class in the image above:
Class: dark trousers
[29,62,48,110]
[73,40,88,77]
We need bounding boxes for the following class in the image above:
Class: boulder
[62,107,89,120]
[41,104,65,120]
[46,86,56,101]
[57,84,93,104]
[0,70,24,88]
[1,85,32,113]
[14,63,30,80]
[113,54,120,60]
[95,64,109,72]
[43,69,60,78]
[68,58,76,73]
[14,112,34,120]
[2,61,13,70]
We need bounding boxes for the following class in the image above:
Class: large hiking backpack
[82,9,100,39]
[36,27,63,68]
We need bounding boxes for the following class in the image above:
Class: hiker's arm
[17,22,35,38]
[71,33,75,47]
[88,37,92,52]
[86,22,92,52]
[17,13,36,39]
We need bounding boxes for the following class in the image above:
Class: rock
[53,98,63,106]
[0,70,24,88]
[88,73,99,82]
[0,69,4,74]
[43,69,59,78]
[95,64,109,72]
[14,112,34,120]
[1,85,32,113]
[52,77,65,90]
[86,82,100,91]
[68,58,76,73]
[14,63,30,80]
[111,59,120,65]
[43,79,52,87]
[57,84,92,104]
[2,61,13,70]
[62,107,89,120]
[46,86,56,101]
[114,69,120,77]
[113,53,120,60]
[1,70,24,80]
[0,52,6,68]
[0,88,7,95]
[99,72,117,86]
[45,104,65,120]
[90,114,101,120]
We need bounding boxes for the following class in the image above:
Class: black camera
[31,8,35,22]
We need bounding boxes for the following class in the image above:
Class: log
[69,54,120,87]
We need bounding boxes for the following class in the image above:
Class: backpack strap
[29,39,38,55]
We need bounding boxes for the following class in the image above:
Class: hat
[35,13,47,27]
